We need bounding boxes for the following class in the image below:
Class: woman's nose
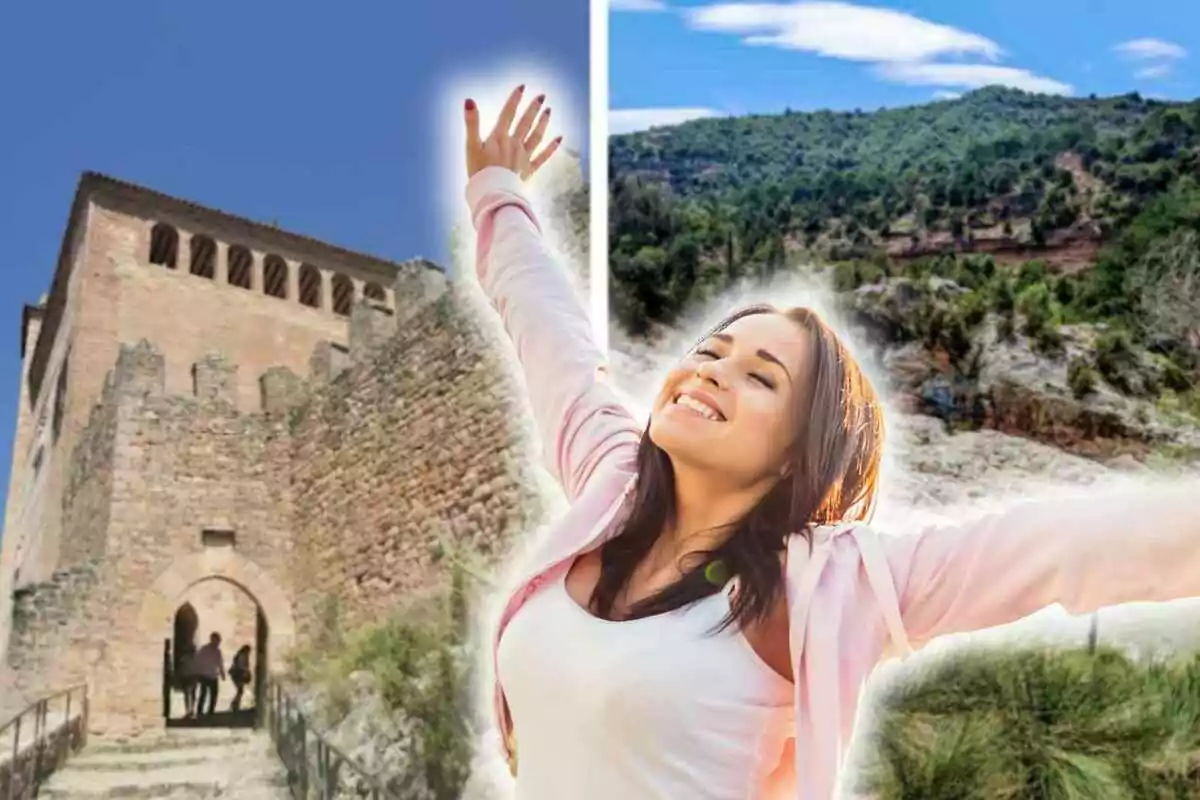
[694,359,725,387]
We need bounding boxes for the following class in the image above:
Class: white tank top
[497,567,795,799]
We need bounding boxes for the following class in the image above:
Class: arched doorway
[173,602,199,670]
[162,577,270,729]
[135,550,295,733]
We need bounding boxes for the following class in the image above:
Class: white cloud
[1114,38,1187,80]
[877,63,1073,95]
[1135,63,1174,79]
[673,2,1073,102]
[1114,38,1187,61]
[610,107,721,134]
[932,90,961,100]
[684,1,1003,63]
[611,0,668,9]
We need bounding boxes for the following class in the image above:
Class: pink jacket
[465,165,1200,799]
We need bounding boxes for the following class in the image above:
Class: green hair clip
[704,559,730,586]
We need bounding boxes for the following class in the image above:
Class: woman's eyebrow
[712,332,792,380]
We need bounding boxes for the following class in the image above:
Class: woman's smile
[669,390,727,422]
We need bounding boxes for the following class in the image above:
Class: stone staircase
[38,728,292,799]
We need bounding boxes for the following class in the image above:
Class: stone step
[38,781,290,800]
[84,729,259,755]
[65,742,272,772]
[39,731,291,800]
[39,771,290,799]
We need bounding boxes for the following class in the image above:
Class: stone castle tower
[0,173,547,733]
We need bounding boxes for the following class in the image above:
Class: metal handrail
[266,679,397,799]
[0,683,89,800]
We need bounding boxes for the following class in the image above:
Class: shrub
[859,260,887,285]
[834,260,889,292]
[1015,260,1051,293]
[833,262,861,292]
[860,647,1200,799]
[1033,325,1065,357]
[957,290,989,328]
[1095,328,1138,393]
[287,571,475,800]
[1017,282,1061,350]
[1053,276,1076,306]
[954,255,996,289]
[924,306,974,367]
[992,279,1016,315]
[1159,358,1193,393]
[1068,358,1098,398]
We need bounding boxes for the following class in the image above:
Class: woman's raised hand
[464,84,562,181]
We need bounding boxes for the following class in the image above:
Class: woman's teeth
[675,394,724,421]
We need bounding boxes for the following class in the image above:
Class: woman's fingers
[464,99,482,149]
[513,94,545,142]
[490,84,526,141]
[524,107,551,152]
[526,136,563,177]
[464,84,558,181]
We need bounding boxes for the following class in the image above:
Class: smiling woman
[465,85,1200,800]
[612,303,884,642]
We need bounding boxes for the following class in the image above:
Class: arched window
[298,264,322,308]
[227,245,253,289]
[52,352,69,443]
[190,235,216,279]
[149,223,178,268]
[263,255,288,299]
[331,274,353,316]
[363,282,386,303]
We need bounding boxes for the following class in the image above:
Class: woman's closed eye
[694,348,776,389]
[749,372,775,389]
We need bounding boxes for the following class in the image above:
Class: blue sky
[0,1,588,523]
[610,0,1197,133]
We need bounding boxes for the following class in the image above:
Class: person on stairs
[229,645,253,712]
[177,641,198,719]
[193,632,226,717]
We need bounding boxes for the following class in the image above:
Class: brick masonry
[287,285,545,637]
[0,171,564,732]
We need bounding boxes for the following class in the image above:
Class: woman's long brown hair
[590,304,886,631]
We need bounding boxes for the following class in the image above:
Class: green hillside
[608,86,1200,349]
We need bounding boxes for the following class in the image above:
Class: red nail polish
[517,84,526,92]
[465,99,475,111]
[536,94,546,103]
[545,108,551,116]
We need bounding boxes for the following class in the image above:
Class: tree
[1130,228,1200,361]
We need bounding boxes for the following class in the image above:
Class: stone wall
[101,202,354,414]
[0,369,123,717]
[0,339,297,731]
[56,377,120,568]
[0,560,103,720]
[0,307,46,630]
[88,342,296,730]
[14,199,120,587]
[2,245,548,734]
[3,183,407,590]
[287,267,546,639]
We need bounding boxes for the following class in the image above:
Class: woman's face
[648,312,810,488]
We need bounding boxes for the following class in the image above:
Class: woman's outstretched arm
[882,477,1200,644]
[463,87,641,502]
